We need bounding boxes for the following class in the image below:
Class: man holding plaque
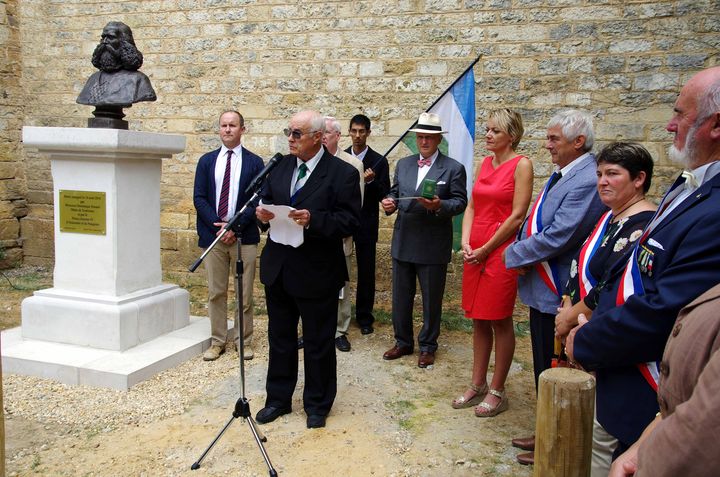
[380,112,467,368]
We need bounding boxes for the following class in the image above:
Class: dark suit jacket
[258,150,361,298]
[193,146,264,247]
[344,146,390,244]
[386,152,467,265]
[574,172,720,446]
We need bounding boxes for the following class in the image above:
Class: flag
[401,65,476,249]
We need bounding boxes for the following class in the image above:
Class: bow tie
[418,158,432,168]
[681,170,699,189]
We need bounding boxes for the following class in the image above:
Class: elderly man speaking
[255,110,361,429]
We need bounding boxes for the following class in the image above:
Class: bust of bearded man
[76,21,156,108]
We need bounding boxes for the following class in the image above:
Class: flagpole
[379,53,482,162]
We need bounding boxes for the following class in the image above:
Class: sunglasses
[283,128,314,139]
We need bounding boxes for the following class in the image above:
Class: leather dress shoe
[418,351,435,368]
[255,406,291,424]
[335,335,351,352]
[360,325,374,335]
[511,435,535,451]
[383,345,413,360]
[297,336,304,349]
[306,414,326,428]
[516,451,534,465]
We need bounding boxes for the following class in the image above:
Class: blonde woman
[452,109,533,417]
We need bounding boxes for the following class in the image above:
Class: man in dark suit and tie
[567,66,720,465]
[255,110,361,429]
[503,109,606,464]
[380,112,468,368]
[193,110,264,361]
[345,114,391,335]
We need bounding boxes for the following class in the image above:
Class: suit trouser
[391,258,447,353]
[204,242,256,347]
[529,307,555,391]
[264,274,338,416]
[336,254,352,338]
[354,240,377,327]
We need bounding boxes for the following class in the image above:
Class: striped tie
[294,163,308,194]
[217,150,233,220]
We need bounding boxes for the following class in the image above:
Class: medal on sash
[614,177,688,393]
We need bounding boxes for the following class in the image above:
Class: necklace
[611,197,644,223]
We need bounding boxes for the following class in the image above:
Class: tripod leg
[246,417,278,476]
[247,416,267,442]
[190,415,236,470]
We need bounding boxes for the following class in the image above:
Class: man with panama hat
[381,112,468,368]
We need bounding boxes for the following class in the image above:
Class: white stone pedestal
[2,127,213,390]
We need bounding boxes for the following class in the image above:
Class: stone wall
[0,0,26,268]
[7,1,720,297]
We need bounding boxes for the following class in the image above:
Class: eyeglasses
[283,128,314,139]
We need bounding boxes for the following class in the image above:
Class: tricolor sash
[615,176,686,392]
[577,211,613,300]
[527,173,563,297]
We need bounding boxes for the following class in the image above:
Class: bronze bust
[77,22,157,129]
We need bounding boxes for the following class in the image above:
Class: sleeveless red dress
[462,155,523,320]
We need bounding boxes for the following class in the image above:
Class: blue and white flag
[428,67,476,197]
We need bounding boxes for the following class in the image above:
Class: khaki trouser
[591,402,618,477]
[335,237,353,338]
[204,241,257,347]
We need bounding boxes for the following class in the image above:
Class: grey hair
[307,111,326,133]
[696,76,720,125]
[324,116,342,134]
[547,109,595,152]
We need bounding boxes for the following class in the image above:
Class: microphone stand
[189,189,278,476]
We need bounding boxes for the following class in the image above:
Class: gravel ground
[2,268,536,476]
[3,318,536,476]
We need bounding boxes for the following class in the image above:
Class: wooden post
[533,368,595,477]
[1,337,5,477]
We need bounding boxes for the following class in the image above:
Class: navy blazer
[258,150,361,298]
[344,146,390,244]
[386,152,467,265]
[575,172,720,446]
[505,154,606,313]
[193,146,264,247]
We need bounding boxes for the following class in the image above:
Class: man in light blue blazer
[503,109,606,463]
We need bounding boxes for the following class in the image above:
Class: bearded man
[77,21,156,107]
[566,66,720,467]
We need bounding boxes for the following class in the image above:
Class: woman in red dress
[452,109,533,417]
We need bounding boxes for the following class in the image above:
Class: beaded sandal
[451,382,488,409]
[474,389,509,417]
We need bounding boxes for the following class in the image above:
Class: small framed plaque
[59,190,106,235]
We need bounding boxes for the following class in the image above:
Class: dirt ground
[1,267,536,477]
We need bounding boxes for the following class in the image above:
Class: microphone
[244,152,284,195]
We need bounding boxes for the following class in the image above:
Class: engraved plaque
[59,190,106,235]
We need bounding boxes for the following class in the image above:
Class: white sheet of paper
[260,202,304,248]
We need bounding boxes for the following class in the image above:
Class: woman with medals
[555,142,656,337]
[554,142,656,476]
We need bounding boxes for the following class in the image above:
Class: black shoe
[335,335,351,352]
[307,414,326,428]
[255,406,291,424]
[297,336,304,349]
[360,325,374,335]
